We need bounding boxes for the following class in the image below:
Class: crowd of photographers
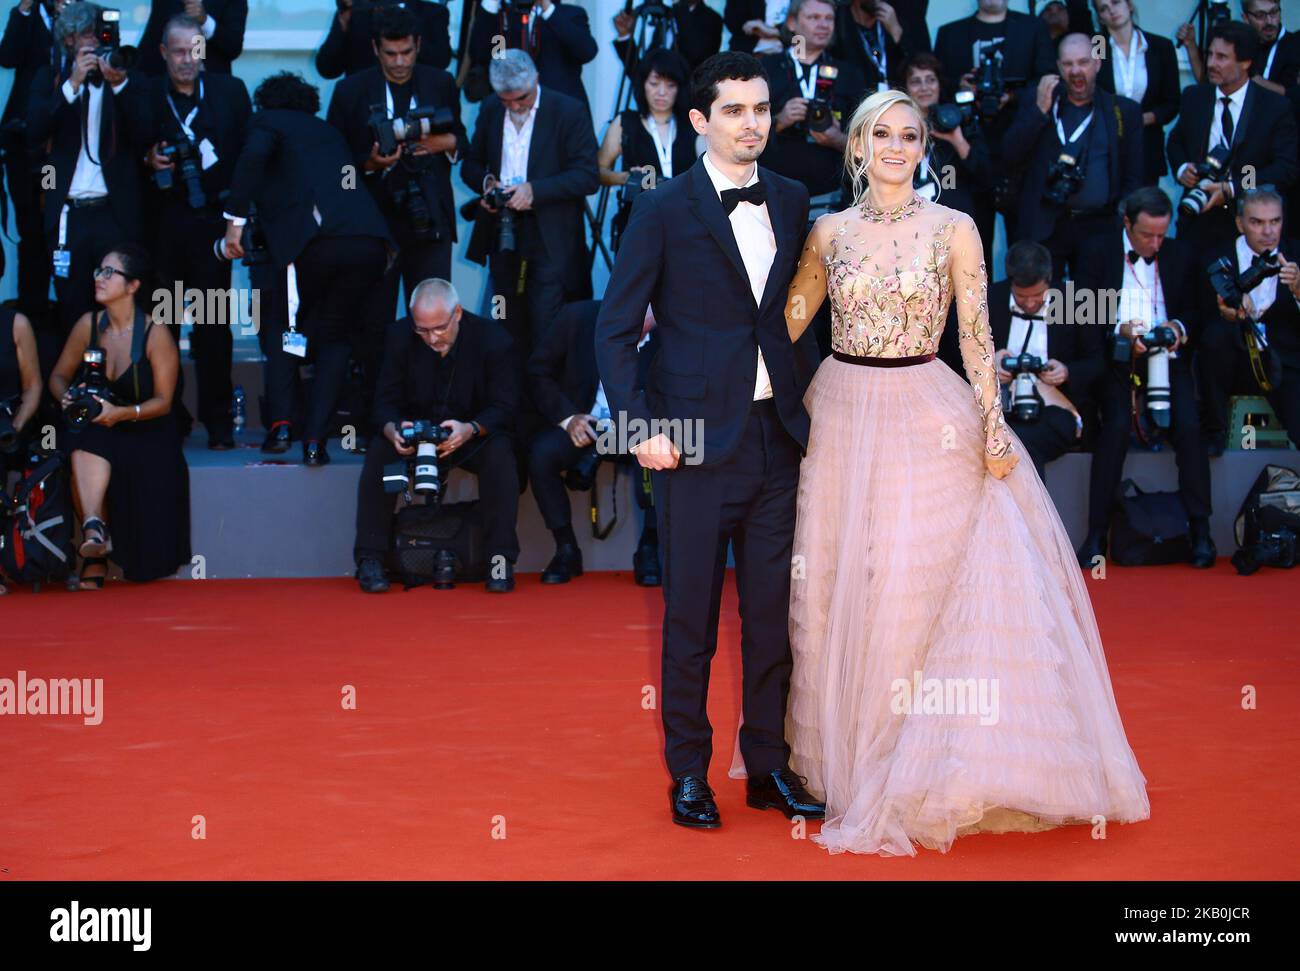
[1,0,1298,595]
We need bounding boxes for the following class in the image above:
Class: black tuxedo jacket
[595,157,816,464]
[933,10,1054,84]
[1198,235,1300,366]
[468,1,598,107]
[135,0,248,76]
[225,108,393,269]
[986,278,1105,398]
[0,5,55,126]
[315,0,452,80]
[613,0,723,73]
[26,67,152,241]
[1097,30,1180,184]
[140,71,251,207]
[372,311,517,435]
[828,2,930,90]
[1253,30,1300,91]
[326,64,467,243]
[460,86,598,293]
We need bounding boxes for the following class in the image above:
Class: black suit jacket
[1096,30,1180,184]
[595,157,816,463]
[326,64,467,243]
[224,108,393,269]
[372,310,517,436]
[315,1,453,80]
[933,10,1055,86]
[468,1,598,107]
[613,0,723,73]
[1253,30,1300,92]
[758,50,866,194]
[1197,235,1300,366]
[135,0,248,76]
[987,278,1104,400]
[0,5,55,126]
[460,86,598,293]
[828,2,930,89]
[140,71,251,207]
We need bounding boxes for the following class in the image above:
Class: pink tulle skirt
[734,355,1151,856]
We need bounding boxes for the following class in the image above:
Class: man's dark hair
[1122,185,1173,223]
[253,72,321,114]
[1209,20,1259,66]
[690,51,769,118]
[633,47,692,118]
[372,4,420,45]
[1004,241,1053,288]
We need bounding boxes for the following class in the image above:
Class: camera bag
[1109,478,1192,566]
[1234,464,1300,548]
[0,452,74,589]
[392,500,487,587]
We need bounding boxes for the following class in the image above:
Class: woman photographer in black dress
[48,243,191,589]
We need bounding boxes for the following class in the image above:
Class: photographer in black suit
[1167,19,1299,261]
[1003,32,1141,276]
[528,298,660,586]
[1243,0,1300,96]
[613,0,724,74]
[354,279,520,594]
[461,49,598,360]
[221,72,392,466]
[468,0,598,108]
[1072,187,1215,569]
[989,240,1100,478]
[317,0,452,79]
[1196,186,1300,453]
[830,0,931,93]
[142,15,250,450]
[135,0,247,76]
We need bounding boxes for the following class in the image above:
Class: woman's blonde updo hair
[843,89,937,206]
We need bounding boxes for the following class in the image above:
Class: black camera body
[155,137,206,209]
[974,48,1022,119]
[384,421,454,504]
[1112,323,1179,362]
[213,199,270,265]
[484,184,517,254]
[1043,151,1085,207]
[1178,144,1231,217]
[399,420,452,447]
[87,8,136,83]
[368,104,455,159]
[930,91,975,133]
[1003,353,1045,422]
[1208,250,1281,313]
[64,347,118,429]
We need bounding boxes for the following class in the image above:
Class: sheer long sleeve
[950,215,1013,459]
[786,215,831,342]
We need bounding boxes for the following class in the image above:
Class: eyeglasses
[92,266,130,280]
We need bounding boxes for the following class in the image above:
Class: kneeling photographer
[354,279,520,594]
[1197,186,1300,453]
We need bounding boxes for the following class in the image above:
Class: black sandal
[79,517,112,558]
[77,556,108,591]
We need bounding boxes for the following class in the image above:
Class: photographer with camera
[47,242,190,589]
[1072,187,1215,569]
[316,0,451,79]
[1167,19,1298,261]
[461,49,598,359]
[135,0,246,76]
[27,2,151,339]
[1197,186,1300,453]
[988,241,1100,479]
[141,14,250,451]
[724,0,789,55]
[1003,32,1142,276]
[468,1,598,109]
[613,1,723,74]
[221,72,393,467]
[354,279,520,594]
[1243,0,1300,96]
[527,298,660,586]
[829,0,931,94]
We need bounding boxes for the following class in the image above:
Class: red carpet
[1,564,1296,880]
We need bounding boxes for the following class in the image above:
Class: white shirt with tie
[700,149,774,401]
[1004,291,1051,365]
[1116,233,1187,358]
[61,75,130,200]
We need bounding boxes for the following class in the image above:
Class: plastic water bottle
[232,385,246,434]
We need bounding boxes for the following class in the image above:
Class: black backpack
[1109,478,1192,566]
[0,452,75,589]
[392,500,488,588]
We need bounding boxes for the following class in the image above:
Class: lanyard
[1124,252,1164,321]
[1265,28,1287,79]
[1112,30,1142,101]
[646,115,675,178]
[384,79,417,120]
[790,50,817,100]
[166,77,202,140]
[858,22,886,80]
[1053,100,1095,145]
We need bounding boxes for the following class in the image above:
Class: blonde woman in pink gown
[778,90,1151,856]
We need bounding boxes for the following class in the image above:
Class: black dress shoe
[633,542,661,586]
[485,559,515,593]
[302,440,330,467]
[670,775,721,829]
[207,426,236,451]
[1190,519,1217,568]
[356,557,389,594]
[746,768,825,820]
[541,544,582,584]
[261,424,291,454]
[1076,529,1107,569]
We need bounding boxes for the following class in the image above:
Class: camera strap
[165,78,202,141]
[788,50,818,101]
[1053,101,1094,147]
[856,22,887,90]
[645,115,675,179]
[384,79,417,120]
[590,461,617,540]
[1245,325,1274,392]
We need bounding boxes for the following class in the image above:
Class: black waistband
[832,351,936,367]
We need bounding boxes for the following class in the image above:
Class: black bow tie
[1127,249,1154,265]
[1012,310,1044,322]
[720,182,767,214]
[1252,249,1274,265]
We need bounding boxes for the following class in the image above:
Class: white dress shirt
[1110,29,1149,104]
[754,0,789,54]
[701,150,774,401]
[1117,233,1186,357]
[500,87,540,186]
[1237,234,1280,326]
[1207,80,1247,155]
[61,75,129,200]
[1004,291,1051,365]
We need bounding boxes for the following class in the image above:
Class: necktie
[720,182,767,214]
[1127,249,1154,265]
[1012,310,1044,322]
[1220,95,1235,148]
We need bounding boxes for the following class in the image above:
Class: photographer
[47,242,190,589]
[461,49,598,358]
[1072,187,1214,569]
[27,1,151,338]
[316,0,452,80]
[142,14,251,450]
[1003,32,1142,275]
[468,0,598,108]
[1167,19,1298,261]
[0,302,41,475]
[758,0,866,200]
[354,279,520,594]
[724,0,788,55]
[830,0,932,94]
[527,299,660,586]
[1243,0,1300,96]
[1197,186,1300,453]
[222,71,393,467]
[135,0,246,76]
[613,1,724,74]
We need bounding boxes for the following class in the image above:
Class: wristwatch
[469,421,483,438]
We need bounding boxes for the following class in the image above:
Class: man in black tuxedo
[829,0,931,93]
[988,240,1101,478]
[27,1,150,338]
[354,279,520,595]
[1072,187,1215,569]
[1243,0,1300,96]
[1167,19,1299,261]
[135,0,247,76]
[461,48,597,362]
[1003,32,1142,276]
[1196,186,1300,453]
[612,0,724,74]
[468,0,598,108]
[527,298,660,587]
[141,14,250,449]
[595,52,824,830]
[316,0,452,79]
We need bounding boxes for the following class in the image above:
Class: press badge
[282,330,307,357]
[52,248,71,279]
[198,137,218,170]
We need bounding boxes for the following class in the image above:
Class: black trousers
[4,147,49,316]
[1087,362,1212,531]
[354,431,520,564]
[487,248,568,363]
[252,262,297,430]
[1197,317,1300,449]
[1043,210,1118,280]
[1007,403,1079,480]
[652,398,799,781]
[51,202,128,338]
[527,424,655,531]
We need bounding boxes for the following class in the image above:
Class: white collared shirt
[1004,291,1051,365]
[754,0,788,54]
[1237,234,1279,322]
[1116,232,1184,357]
[500,87,540,186]
[61,75,129,199]
[1208,81,1248,155]
[1110,29,1149,104]
[701,149,774,401]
